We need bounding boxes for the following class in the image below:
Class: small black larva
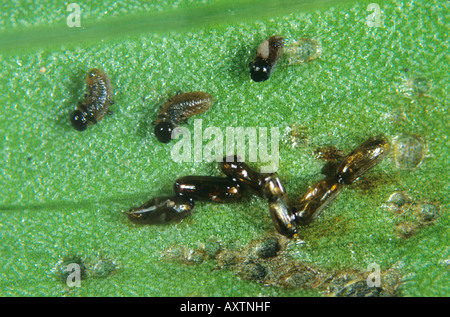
[249,36,284,82]
[70,68,114,131]
[154,91,214,143]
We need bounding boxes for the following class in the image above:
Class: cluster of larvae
[69,69,213,144]
[126,135,390,238]
[69,36,285,132]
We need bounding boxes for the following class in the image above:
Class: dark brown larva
[220,156,296,237]
[293,177,343,226]
[70,68,114,131]
[126,195,195,225]
[221,155,267,197]
[173,176,242,203]
[336,135,391,185]
[264,175,297,237]
[154,91,214,143]
[291,136,390,228]
[249,35,284,82]
[124,136,391,238]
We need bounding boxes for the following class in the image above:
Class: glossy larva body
[249,36,284,82]
[293,177,344,226]
[264,175,297,237]
[173,176,242,203]
[126,196,195,225]
[336,135,391,185]
[220,156,296,237]
[124,136,391,238]
[154,91,213,143]
[70,69,114,131]
[221,156,266,197]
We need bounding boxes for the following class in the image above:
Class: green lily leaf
[0,0,448,296]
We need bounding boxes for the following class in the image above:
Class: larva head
[249,60,271,82]
[70,110,88,131]
[154,122,175,143]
